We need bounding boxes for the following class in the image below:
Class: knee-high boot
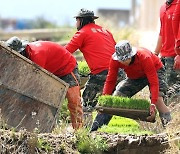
[66,86,83,129]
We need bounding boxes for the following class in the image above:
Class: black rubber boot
[90,113,112,132]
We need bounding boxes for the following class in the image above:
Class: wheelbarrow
[0,42,69,133]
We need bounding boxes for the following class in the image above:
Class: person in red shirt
[166,0,180,104]
[5,36,83,130]
[172,0,180,69]
[154,0,180,102]
[65,8,125,111]
[91,40,171,132]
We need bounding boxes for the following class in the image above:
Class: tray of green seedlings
[78,61,90,89]
[96,95,155,122]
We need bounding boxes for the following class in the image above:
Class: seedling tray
[95,106,155,123]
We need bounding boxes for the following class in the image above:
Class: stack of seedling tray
[96,95,155,122]
[78,61,90,89]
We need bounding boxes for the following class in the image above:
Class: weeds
[75,128,108,154]
[164,103,180,153]
[37,138,52,152]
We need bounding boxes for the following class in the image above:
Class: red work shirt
[159,0,178,57]
[172,0,180,55]
[65,23,116,74]
[103,47,163,104]
[26,41,76,76]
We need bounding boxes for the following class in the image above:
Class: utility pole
[130,0,138,26]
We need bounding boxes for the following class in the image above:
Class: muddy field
[0,129,171,154]
[0,101,179,154]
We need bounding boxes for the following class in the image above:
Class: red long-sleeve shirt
[159,0,178,57]
[103,47,163,104]
[26,41,76,76]
[65,23,116,74]
[172,0,180,55]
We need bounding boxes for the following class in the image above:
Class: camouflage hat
[5,36,29,53]
[112,40,137,61]
[74,8,99,19]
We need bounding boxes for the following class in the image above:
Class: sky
[0,0,132,25]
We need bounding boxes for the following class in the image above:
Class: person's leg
[60,65,83,129]
[66,86,83,129]
[82,70,108,111]
[156,97,171,127]
[164,57,178,87]
[82,71,108,128]
[84,70,126,129]
[163,57,180,103]
[165,75,180,104]
[90,113,112,132]
[113,78,147,97]
[156,67,171,127]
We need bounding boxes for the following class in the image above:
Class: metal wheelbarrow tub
[0,43,69,133]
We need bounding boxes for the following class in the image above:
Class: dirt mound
[0,128,171,154]
[94,132,169,154]
[0,129,78,153]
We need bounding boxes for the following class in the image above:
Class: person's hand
[147,104,157,122]
[175,40,180,55]
[174,55,180,70]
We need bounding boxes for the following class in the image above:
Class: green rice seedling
[78,61,90,76]
[98,95,113,107]
[112,96,121,108]
[98,95,150,110]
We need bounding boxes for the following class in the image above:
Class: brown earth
[0,95,179,154]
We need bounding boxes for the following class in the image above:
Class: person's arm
[143,57,159,122]
[64,31,84,54]
[174,55,180,69]
[154,35,162,56]
[143,57,159,104]
[103,59,120,95]
[154,6,163,56]
[172,0,180,47]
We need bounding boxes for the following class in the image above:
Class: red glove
[147,104,156,122]
[174,55,180,70]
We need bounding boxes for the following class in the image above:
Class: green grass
[98,95,150,110]
[75,129,108,154]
